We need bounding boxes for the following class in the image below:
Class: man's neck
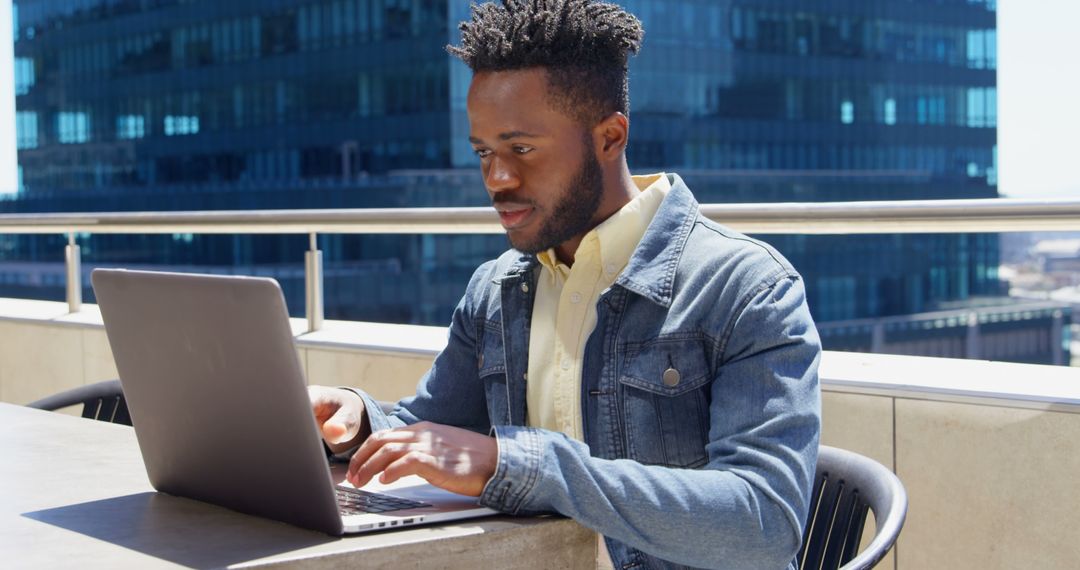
[553,166,638,266]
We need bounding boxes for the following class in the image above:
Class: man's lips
[495,205,535,229]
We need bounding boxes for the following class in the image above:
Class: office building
[8,0,1064,362]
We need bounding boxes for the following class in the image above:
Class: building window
[967,29,996,70]
[967,88,996,127]
[57,112,90,144]
[841,100,854,124]
[14,57,34,95]
[164,115,200,136]
[884,98,897,125]
[116,115,146,139]
[15,111,38,149]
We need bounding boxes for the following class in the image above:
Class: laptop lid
[91,269,345,535]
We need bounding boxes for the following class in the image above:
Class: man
[309,1,821,568]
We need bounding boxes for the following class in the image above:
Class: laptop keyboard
[335,485,431,515]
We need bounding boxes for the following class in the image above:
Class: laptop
[91,268,499,536]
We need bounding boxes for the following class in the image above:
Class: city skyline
[0,0,1062,199]
[0,0,1069,366]
[0,0,999,322]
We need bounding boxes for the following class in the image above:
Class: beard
[506,143,604,255]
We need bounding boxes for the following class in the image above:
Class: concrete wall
[0,299,440,408]
[4,298,1080,569]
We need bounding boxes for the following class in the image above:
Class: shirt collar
[594,173,670,274]
[536,173,671,278]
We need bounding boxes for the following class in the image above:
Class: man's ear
[593,112,629,162]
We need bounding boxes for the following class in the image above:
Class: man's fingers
[349,429,417,468]
[308,386,335,422]
[321,421,348,443]
[348,440,410,487]
[346,428,421,485]
[380,451,437,485]
[322,404,358,444]
[342,423,495,497]
[309,386,369,453]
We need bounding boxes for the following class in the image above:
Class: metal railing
[1,197,1078,331]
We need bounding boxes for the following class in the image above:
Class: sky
[997,0,1080,199]
[0,1,1077,199]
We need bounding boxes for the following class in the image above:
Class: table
[0,403,595,569]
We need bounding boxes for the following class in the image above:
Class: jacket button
[663,367,681,387]
[520,282,529,293]
[478,354,485,369]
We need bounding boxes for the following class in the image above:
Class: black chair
[26,380,392,427]
[26,379,132,426]
[797,445,908,570]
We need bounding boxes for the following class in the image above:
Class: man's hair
[447,0,644,126]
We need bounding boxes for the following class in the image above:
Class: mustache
[490,194,535,208]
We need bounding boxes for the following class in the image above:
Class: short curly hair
[447,0,644,127]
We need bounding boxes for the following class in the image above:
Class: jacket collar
[494,252,538,284]
[496,173,698,306]
[613,173,697,308]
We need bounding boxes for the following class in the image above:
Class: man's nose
[485,156,520,194]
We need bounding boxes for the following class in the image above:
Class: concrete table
[0,403,595,569]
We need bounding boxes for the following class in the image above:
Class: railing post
[965,313,981,359]
[305,232,324,332]
[871,322,885,353]
[65,233,82,313]
[1051,310,1065,366]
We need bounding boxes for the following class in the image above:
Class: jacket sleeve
[354,261,496,436]
[478,275,821,570]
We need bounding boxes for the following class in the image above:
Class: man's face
[466,69,604,255]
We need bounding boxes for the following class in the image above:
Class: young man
[310,1,821,568]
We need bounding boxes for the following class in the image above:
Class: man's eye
[513,146,533,155]
[474,148,492,158]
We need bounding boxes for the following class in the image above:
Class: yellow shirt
[526,173,672,440]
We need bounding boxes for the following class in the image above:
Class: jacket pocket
[618,337,711,468]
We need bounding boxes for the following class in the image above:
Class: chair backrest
[26,379,132,425]
[797,445,907,570]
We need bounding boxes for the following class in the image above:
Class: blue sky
[1,1,1077,199]
[997,0,1080,198]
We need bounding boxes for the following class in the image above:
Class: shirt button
[570,292,582,304]
[663,367,681,387]
[561,359,571,371]
[605,264,618,276]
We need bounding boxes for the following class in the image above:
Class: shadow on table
[23,492,335,567]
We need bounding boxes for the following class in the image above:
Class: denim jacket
[356,174,821,570]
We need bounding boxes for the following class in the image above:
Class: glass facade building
[617,0,1002,323]
[9,0,1058,362]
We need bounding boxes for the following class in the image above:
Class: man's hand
[346,422,498,497]
[309,385,369,454]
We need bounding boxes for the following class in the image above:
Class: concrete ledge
[820,350,1080,413]
[4,297,1077,411]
